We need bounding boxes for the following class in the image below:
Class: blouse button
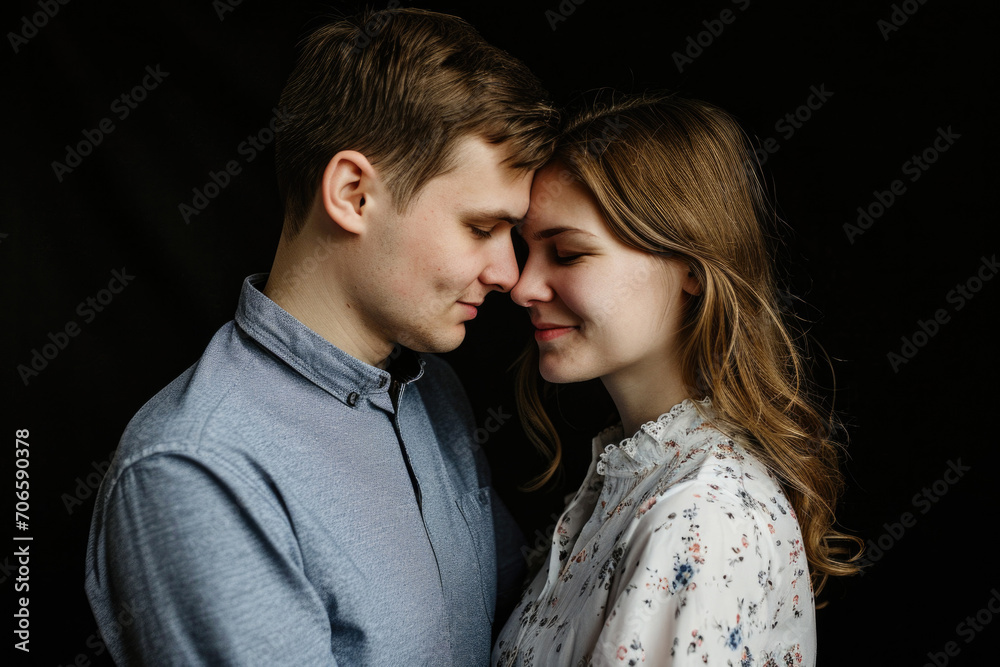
[377,376,387,388]
[347,392,359,407]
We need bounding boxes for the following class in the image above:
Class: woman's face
[512,163,698,385]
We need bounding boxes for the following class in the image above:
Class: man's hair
[275,7,559,236]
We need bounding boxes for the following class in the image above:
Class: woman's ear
[683,264,703,297]
[319,150,377,235]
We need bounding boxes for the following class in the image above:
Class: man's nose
[482,235,520,293]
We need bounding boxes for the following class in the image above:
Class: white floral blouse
[492,398,816,666]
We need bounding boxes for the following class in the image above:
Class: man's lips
[458,301,482,319]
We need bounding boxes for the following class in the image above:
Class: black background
[5,0,998,664]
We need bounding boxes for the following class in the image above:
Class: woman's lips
[534,326,577,342]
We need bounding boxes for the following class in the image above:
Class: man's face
[360,135,530,355]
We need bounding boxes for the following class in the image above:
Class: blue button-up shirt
[85,273,525,666]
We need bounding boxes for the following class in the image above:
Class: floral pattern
[492,398,815,666]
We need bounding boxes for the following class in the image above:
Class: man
[85,8,557,665]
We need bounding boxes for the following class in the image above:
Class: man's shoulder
[122,322,249,440]
[109,320,287,486]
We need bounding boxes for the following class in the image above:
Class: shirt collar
[593,397,714,477]
[234,273,425,410]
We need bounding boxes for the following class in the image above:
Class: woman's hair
[515,91,862,596]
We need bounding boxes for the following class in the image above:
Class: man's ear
[320,150,378,235]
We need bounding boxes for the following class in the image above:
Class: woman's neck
[601,353,693,437]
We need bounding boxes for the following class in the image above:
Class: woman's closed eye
[554,252,586,265]
[550,245,593,265]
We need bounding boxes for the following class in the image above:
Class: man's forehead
[425,135,532,215]
[446,134,519,173]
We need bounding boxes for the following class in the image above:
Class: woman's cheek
[583,264,652,323]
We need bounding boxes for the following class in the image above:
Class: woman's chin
[538,358,595,385]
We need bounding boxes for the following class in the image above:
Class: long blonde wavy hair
[515,92,862,596]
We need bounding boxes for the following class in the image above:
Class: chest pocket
[456,486,497,624]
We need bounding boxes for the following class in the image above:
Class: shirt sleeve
[85,451,339,667]
[589,488,790,666]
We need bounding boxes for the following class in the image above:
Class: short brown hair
[275,7,558,235]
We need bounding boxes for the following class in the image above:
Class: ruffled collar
[593,397,713,477]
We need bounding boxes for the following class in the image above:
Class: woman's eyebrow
[528,226,596,241]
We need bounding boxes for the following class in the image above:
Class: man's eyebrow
[461,209,523,226]
[528,226,596,241]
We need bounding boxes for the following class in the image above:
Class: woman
[492,94,860,666]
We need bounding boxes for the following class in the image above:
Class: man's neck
[262,230,395,369]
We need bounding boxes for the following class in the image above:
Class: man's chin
[402,324,467,355]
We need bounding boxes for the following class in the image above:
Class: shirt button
[347,392,359,407]
[378,376,387,388]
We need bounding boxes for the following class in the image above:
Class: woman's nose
[511,254,552,307]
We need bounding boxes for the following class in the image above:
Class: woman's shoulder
[658,424,793,512]
[598,436,815,666]
[633,433,803,558]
